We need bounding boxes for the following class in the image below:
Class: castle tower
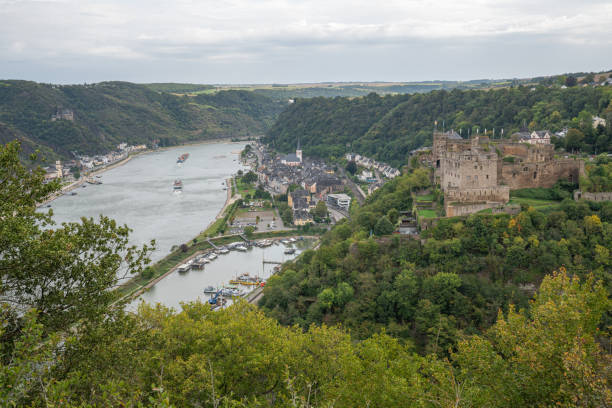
[55,160,63,179]
[296,136,302,162]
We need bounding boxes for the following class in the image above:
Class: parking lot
[229,209,288,233]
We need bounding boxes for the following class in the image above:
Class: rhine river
[44,141,307,309]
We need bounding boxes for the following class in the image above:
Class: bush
[141,267,154,279]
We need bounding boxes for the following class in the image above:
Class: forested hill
[0,80,285,160]
[264,86,612,167]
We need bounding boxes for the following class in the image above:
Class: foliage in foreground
[2,272,610,407]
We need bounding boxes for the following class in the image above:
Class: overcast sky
[1,0,611,84]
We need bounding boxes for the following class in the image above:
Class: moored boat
[177,153,190,163]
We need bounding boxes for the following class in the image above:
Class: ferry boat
[177,153,190,164]
[173,179,183,191]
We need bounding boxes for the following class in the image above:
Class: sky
[1,0,611,84]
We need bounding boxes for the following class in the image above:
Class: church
[281,139,302,166]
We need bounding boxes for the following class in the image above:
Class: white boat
[218,247,230,254]
[208,253,218,260]
[289,237,297,243]
[235,245,247,252]
[176,264,190,273]
[284,248,296,255]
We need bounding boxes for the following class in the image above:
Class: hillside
[0,80,285,161]
[264,86,612,167]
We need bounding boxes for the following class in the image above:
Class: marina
[133,238,312,310]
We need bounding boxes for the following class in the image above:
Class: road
[338,168,366,205]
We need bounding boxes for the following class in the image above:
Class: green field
[236,178,256,197]
[509,197,561,210]
[417,209,438,218]
[414,194,434,202]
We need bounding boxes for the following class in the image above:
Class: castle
[432,131,583,216]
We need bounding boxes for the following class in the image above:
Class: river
[45,141,301,308]
[48,142,246,264]
[135,241,309,311]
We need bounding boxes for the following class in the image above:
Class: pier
[207,238,220,250]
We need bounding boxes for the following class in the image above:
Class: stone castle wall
[574,191,612,201]
[500,159,583,189]
[444,186,510,203]
[445,202,504,217]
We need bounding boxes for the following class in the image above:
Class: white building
[327,193,352,211]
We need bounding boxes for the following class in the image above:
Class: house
[513,130,552,145]
[327,193,351,211]
[288,189,310,209]
[51,108,74,121]
[293,209,314,226]
[593,116,607,128]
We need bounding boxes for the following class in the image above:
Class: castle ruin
[432,131,583,216]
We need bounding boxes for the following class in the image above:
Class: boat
[176,153,190,164]
[284,248,296,255]
[218,247,229,254]
[203,286,218,294]
[281,239,291,245]
[86,177,102,185]
[70,192,78,196]
[289,237,297,243]
[191,258,206,269]
[207,252,218,260]
[176,264,190,273]
[235,245,247,252]
[173,179,183,191]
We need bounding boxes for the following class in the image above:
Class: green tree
[345,160,357,175]
[242,171,258,184]
[311,200,328,221]
[374,215,394,235]
[452,270,611,407]
[565,128,585,152]
[244,225,255,238]
[0,141,153,334]
[565,75,577,87]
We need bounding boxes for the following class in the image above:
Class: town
[240,140,401,228]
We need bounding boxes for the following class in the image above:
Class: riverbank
[117,232,318,301]
[38,137,251,207]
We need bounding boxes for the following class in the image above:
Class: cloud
[0,0,611,82]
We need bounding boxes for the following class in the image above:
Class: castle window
[486,175,489,179]
[475,175,478,181]
[467,176,471,181]
[523,167,528,171]
[533,172,537,179]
